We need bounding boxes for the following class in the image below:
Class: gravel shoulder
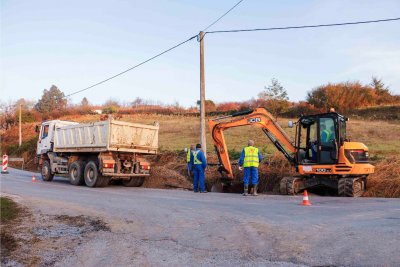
[1,168,400,266]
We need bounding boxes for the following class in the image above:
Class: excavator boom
[208,108,296,179]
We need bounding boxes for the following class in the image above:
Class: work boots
[252,185,258,196]
[243,185,248,196]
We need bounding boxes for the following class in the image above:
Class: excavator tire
[280,177,303,195]
[338,177,366,197]
[280,177,290,195]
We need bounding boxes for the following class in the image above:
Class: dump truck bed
[54,119,159,154]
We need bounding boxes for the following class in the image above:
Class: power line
[205,17,400,34]
[57,16,400,98]
[66,35,197,97]
[66,1,247,98]
[203,0,245,31]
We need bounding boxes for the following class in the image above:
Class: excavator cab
[296,113,345,165]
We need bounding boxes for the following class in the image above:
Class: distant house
[93,109,102,114]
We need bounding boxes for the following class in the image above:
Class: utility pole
[19,104,22,147]
[199,31,207,156]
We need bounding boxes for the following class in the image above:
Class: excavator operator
[238,140,263,196]
[320,124,331,143]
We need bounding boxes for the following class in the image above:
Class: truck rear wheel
[69,161,85,186]
[84,161,108,188]
[41,160,54,182]
[122,177,145,187]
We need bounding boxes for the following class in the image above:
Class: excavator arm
[208,108,297,179]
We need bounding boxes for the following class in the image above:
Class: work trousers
[193,166,205,192]
[243,167,259,186]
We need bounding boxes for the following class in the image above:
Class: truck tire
[41,160,54,182]
[122,177,145,187]
[69,161,85,186]
[84,161,108,188]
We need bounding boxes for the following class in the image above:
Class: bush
[102,106,119,114]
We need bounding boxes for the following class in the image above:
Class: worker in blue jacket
[190,143,208,193]
[238,140,263,196]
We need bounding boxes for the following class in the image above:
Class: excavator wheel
[280,177,304,195]
[338,177,366,197]
[211,183,224,193]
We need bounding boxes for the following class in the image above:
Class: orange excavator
[208,108,374,197]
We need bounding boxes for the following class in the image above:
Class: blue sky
[1,0,399,107]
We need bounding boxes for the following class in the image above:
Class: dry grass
[1,197,22,259]
[364,156,400,198]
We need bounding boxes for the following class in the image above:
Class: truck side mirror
[35,125,40,133]
[288,121,294,128]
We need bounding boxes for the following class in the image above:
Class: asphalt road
[1,168,400,267]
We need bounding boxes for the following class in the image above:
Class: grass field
[0,197,19,222]
[2,113,399,159]
[57,113,400,159]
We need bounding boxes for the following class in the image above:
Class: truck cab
[36,120,78,155]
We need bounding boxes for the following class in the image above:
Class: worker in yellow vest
[189,144,207,193]
[185,144,195,176]
[238,140,263,196]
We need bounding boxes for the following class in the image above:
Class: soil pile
[145,152,193,190]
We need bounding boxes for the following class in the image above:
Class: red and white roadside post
[2,155,9,174]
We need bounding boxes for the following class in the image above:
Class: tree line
[1,77,399,129]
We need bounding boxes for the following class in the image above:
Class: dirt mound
[145,152,193,190]
[364,156,400,198]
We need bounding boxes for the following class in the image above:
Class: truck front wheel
[69,161,85,186]
[41,160,54,182]
[84,161,108,188]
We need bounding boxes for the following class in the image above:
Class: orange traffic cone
[32,175,36,183]
[302,190,311,206]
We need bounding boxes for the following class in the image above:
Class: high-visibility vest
[243,146,259,168]
[186,149,191,163]
[193,150,203,165]
[321,129,331,143]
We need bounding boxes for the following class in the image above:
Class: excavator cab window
[297,118,317,164]
[318,117,338,164]
[297,114,339,164]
